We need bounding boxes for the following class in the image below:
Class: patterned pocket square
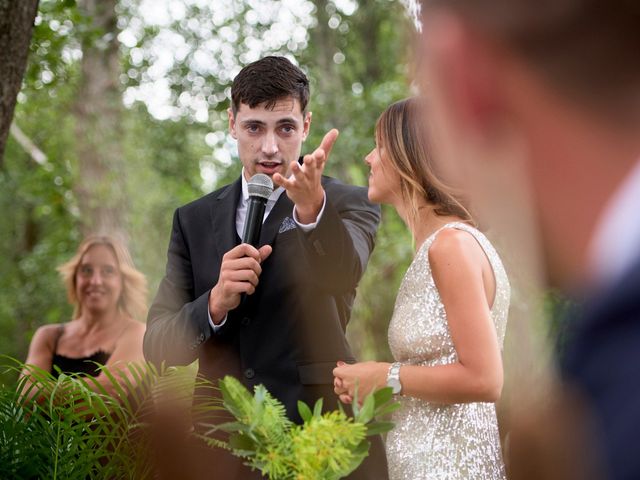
[279,216,297,234]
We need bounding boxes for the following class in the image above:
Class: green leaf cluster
[0,357,219,480]
[207,376,399,480]
[0,361,399,479]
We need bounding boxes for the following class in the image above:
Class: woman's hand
[333,361,390,405]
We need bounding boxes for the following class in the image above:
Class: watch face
[388,378,402,394]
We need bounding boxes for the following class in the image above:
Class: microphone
[242,173,274,247]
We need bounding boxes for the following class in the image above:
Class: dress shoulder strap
[419,222,468,255]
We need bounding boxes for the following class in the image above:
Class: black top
[50,325,112,378]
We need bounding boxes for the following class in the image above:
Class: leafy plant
[201,376,400,480]
[0,357,219,480]
[1,359,398,479]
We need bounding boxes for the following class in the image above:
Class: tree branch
[9,123,48,166]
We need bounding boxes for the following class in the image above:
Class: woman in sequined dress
[333,98,510,479]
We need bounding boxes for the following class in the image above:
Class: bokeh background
[2,0,554,404]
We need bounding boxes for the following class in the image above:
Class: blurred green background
[1,0,421,384]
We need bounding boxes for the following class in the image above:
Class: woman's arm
[91,320,146,395]
[20,324,60,400]
[23,324,58,374]
[334,228,504,404]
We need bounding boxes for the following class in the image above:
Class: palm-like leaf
[0,357,224,480]
[1,359,398,479]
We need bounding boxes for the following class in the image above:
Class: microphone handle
[239,196,267,307]
[242,197,267,247]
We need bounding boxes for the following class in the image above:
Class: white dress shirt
[588,159,640,287]
[209,169,326,331]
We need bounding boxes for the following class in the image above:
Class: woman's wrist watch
[386,362,402,394]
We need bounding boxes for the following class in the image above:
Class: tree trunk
[0,0,39,165]
[73,0,128,241]
[308,0,350,179]
[309,0,341,108]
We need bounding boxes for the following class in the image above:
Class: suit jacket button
[199,333,205,341]
[241,317,251,326]
[244,368,255,379]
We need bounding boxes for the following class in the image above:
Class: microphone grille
[247,173,274,200]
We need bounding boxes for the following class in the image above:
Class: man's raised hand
[273,129,339,224]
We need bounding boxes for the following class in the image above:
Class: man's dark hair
[231,56,310,114]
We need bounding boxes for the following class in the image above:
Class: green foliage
[25,0,85,93]
[122,104,209,296]
[0,357,219,480]
[1,88,80,384]
[2,360,149,479]
[1,359,398,480]
[543,289,575,355]
[3,0,418,382]
[204,376,399,480]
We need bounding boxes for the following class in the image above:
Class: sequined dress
[386,222,510,480]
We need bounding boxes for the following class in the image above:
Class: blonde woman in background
[333,98,510,479]
[24,235,147,391]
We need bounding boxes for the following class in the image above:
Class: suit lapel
[210,178,292,253]
[259,191,294,247]
[211,177,242,259]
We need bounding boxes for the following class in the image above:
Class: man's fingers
[227,269,259,286]
[225,257,262,275]
[273,172,294,189]
[224,243,271,265]
[223,279,256,295]
[258,244,272,263]
[291,161,303,175]
[318,129,339,159]
[299,129,338,174]
[225,243,261,261]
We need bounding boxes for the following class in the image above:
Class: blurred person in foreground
[143,56,387,479]
[23,235,147,391]
[415,0,640,479]
[334,97,510,479]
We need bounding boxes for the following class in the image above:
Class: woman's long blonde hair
[376,97,475,230]
[57,235,148,321]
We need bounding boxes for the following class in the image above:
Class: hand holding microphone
[209,174,273,324]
